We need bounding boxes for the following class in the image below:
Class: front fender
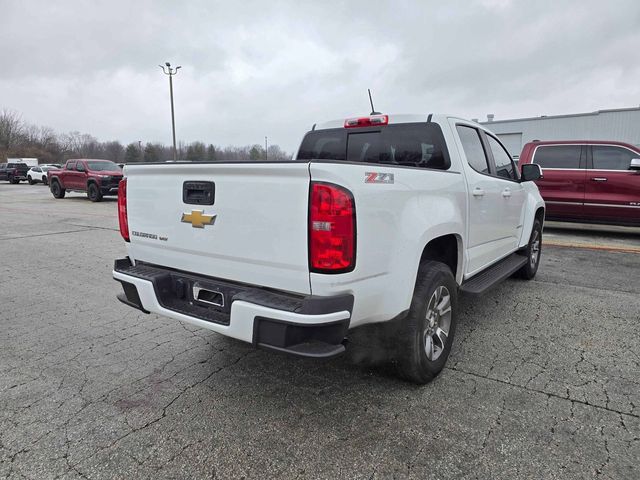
[519,183,545,248]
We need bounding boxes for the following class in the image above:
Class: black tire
[87,183,103,202]
[28,176,34,185]
[42,176,48,186]
[9,176,18,184]
[515,219,542,280]
[50,180,65,199]
[395,261,458,384]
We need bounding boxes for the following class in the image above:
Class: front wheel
[28,176,34,185]
[515,219,542,280]
[42,176,48,185]
[50,180,65,199]
[395,261,458,384]
[87,183,102,202]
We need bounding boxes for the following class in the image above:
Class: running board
[460,253,527,296]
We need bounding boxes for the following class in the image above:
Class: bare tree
[0,108,291,165]
[0,109,24,152]
[59,131,101,158]
[103,141,125,162]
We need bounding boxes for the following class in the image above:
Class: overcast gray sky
[1,0,639,153]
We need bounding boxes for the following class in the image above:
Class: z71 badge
[365,172,394,184]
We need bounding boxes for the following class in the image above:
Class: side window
[487,135,516,180]
[76,162,85,172]
[592,146,636,171]
[67,161,76,170]
[456,125,489,174]
[533,145,582,169]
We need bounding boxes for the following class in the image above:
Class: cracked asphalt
[1,183,639,479]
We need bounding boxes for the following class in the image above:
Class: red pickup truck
[48,159,123,202]
[519,140,640,226]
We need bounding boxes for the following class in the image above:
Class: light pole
[265,136,268,161]
[159,62,181,161]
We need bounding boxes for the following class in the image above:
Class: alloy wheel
[423,285,452,361]
[530,230,541,269]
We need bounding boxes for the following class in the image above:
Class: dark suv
[0,163,30,183]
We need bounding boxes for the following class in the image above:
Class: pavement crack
[447,366,640,419]
[68,349,255,469]
[0,228,95,241]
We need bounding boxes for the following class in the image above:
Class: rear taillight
[118,178,129,242]
[309,182,356,273]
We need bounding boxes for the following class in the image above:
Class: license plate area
[153,273,246,325]
[170,274,244,312]
[193,284,224,308]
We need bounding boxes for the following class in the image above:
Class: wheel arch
[418,233,464,286]
[519,190,546,248]
[50,175,62,186]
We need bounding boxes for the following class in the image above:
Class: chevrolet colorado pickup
[48,159,123,202]
[113,114,545,383]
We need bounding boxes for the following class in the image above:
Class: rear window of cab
[297,123,451,170]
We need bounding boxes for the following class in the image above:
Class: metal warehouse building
[478,106,640,158]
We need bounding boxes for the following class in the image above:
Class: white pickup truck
[113,114,545,383]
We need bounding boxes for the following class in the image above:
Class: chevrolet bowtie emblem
[181,210,217,228]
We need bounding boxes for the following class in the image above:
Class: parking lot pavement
[1,183,639,480]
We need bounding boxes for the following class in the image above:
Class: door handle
[502,188,512,198]
[472,187,485,197]
[591,177,607,182]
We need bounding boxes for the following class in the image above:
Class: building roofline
[480,106,640,125]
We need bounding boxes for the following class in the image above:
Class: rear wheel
[50,180,65,199]
[9,176,18,184]
[87,183,102,202]
[395,261,458,384]
[515,219,542,280]
[28,176,34,185]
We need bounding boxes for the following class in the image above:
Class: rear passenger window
[487,135,516,180]
[67,162,76,170]
[592,146,636,171]
[533,145,582,169]
[456,125,489,174]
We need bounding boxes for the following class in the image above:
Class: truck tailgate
[124,162,311,295]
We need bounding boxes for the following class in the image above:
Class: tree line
[0,109,291,164]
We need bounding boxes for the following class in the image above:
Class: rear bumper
[113,258,352,358]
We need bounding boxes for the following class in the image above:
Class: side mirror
[630,158,640,170]
[521,163,542,182]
